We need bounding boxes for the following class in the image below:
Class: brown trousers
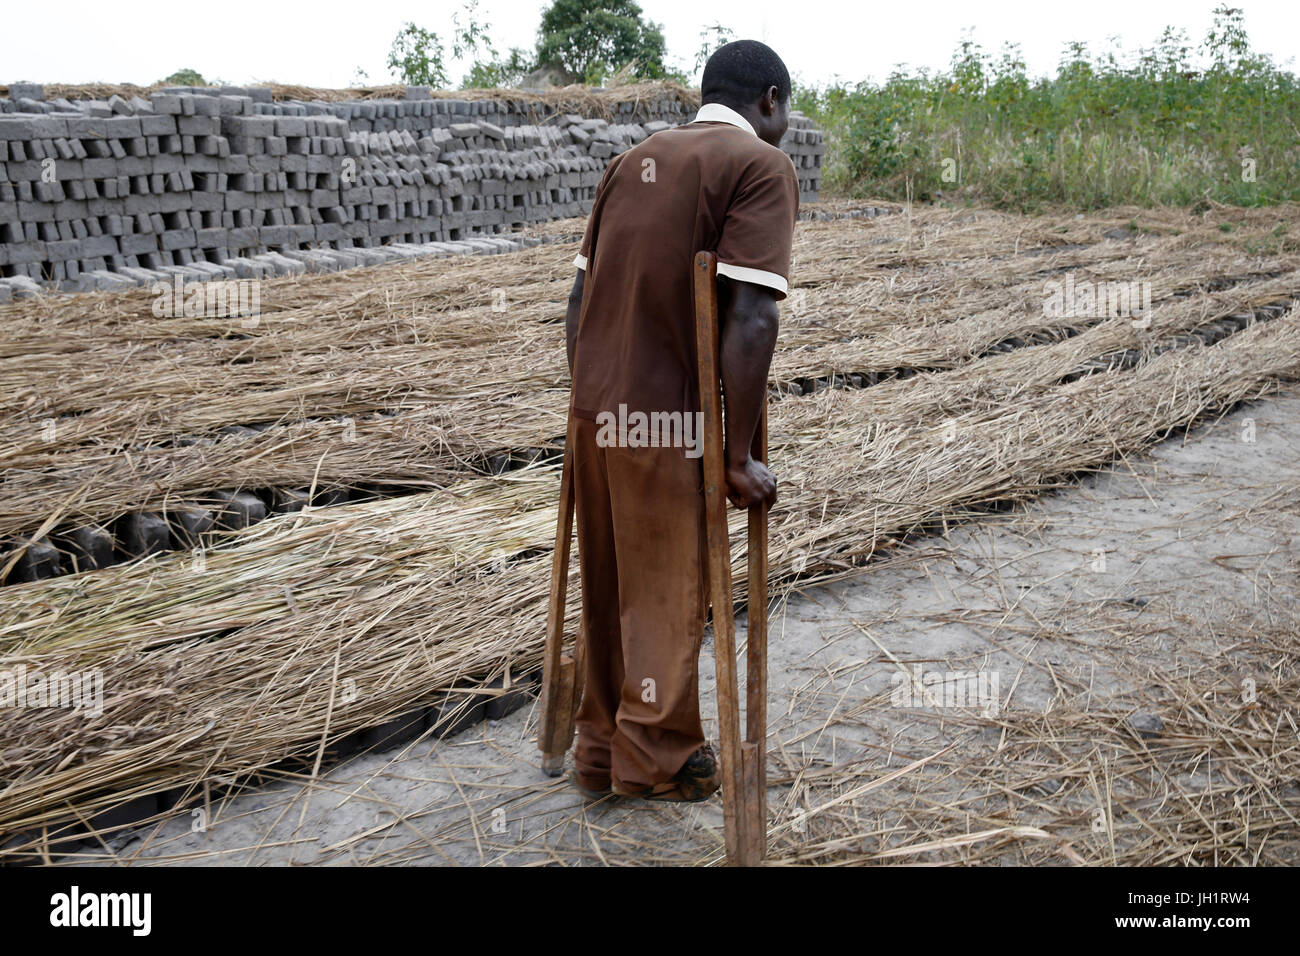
[571,415,709,791]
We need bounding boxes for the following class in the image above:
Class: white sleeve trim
[574,253,588,270]
[716,261,788,295]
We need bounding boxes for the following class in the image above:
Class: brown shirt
[571,103,800,421]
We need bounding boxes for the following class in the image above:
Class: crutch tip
[540,752,567,776]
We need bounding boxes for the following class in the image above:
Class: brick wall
[0,85,824,297]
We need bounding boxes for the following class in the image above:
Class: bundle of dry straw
[3,207,1295,540]
[2,304,1298,844]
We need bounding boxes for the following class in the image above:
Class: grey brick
[140,114,176,136]
[273,116,307,137]
[8,82,45,101]
[0,117,36,140]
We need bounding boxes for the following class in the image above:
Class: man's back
[560,39,794,804]
[571,109,799,422]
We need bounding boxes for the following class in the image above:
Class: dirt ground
[59,384,1298,867]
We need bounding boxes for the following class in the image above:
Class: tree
[388,4,536,90]
[451,0,535,88]
[463,48,534,89]
[692,23,735,80]
[163,69,207,86]
[388,22,449,87]
[1203,4,1253,73]
[535,0,670,84]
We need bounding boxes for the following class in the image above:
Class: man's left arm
[566,154,625,374]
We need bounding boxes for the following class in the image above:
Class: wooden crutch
[538,410,582,776]
[694,250,769,866]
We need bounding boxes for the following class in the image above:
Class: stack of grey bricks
[0,83,824,298]
[784,112,823,204]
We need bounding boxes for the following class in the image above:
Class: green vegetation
[387,23,450,88]
[377,3,1295,212]
[387,0,677,90]
[388,2,531,88]
[691,23,735,79]
[794,6,1300,210]
[536,0,672,84]
[161,69,207,86]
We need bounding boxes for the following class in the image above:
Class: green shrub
[795,7,1300,210]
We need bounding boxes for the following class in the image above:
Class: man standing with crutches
[542,41,798,837]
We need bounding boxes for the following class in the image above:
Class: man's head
[701,40,792,148]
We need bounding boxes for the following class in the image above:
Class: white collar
[693,102,756,137]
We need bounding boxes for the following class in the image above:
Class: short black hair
[701,40,791,110]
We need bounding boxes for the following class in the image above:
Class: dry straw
[3,205,1296,539]
[2,298,1298,847]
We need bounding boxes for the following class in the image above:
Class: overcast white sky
[6,1,1297,90]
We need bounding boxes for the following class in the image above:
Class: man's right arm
[718,278,779,509]
[712,157,798,510]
